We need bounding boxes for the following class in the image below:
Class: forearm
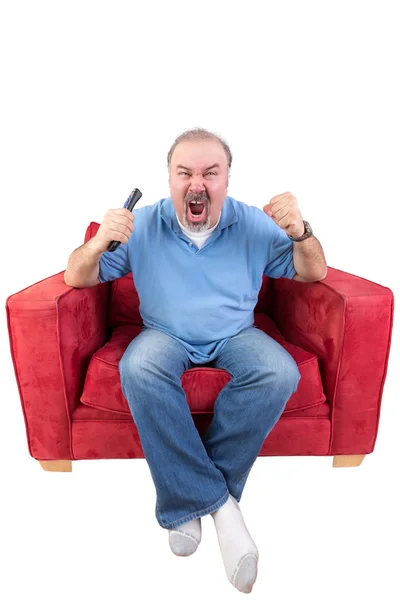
[64,238,103,288]
[293,234,328,279]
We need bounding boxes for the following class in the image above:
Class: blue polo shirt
[98,195,296,364]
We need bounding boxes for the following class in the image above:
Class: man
[64,128,327,594]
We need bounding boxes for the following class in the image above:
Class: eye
[178,171,190,176]
[206,171,217,176]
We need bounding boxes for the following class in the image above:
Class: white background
[1,1,398,598]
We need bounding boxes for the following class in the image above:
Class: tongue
[190,203,205,215]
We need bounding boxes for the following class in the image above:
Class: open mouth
[187,200,207,221]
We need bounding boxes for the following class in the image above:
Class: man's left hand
[263,192,305,238]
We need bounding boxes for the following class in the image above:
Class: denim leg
[118,327,229,530]
[201,326,301,502]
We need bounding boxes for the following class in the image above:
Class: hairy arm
[292,234,328,282]
[64,238,103,288]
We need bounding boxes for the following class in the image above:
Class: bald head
[167,127,232,173]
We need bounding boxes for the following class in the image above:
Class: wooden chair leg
[332,454,366,468]
[39,460,72,472]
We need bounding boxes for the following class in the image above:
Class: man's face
[169,139,229,232]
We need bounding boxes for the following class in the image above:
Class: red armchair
[6,221,394,472]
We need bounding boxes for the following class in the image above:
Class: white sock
[168,517,202,557]
[211,495,259,593]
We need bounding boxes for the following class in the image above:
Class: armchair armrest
[270,267,394,455]
[6,272,111,460]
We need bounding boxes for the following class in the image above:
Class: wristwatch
[287,220,313,242]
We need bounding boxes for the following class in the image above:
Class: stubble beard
[182,191,211,232]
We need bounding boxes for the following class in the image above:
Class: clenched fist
[92,208,135,254]
[263,192,305,238]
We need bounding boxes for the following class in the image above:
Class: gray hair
[167,127,232,171]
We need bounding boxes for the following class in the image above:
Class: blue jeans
[118,325,301,530]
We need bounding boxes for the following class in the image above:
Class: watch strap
[287,220,313,242]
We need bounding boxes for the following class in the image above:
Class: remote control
[107,188,142,252]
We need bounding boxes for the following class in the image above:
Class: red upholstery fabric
[71,402,331,459]
[6,272,110,459]
[80,316,326,416]
[269,272,394,455]
[5,221,394,463]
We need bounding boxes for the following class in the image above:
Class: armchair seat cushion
[80,312,326,416]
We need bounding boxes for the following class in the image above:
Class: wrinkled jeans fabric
[119,325,301,530]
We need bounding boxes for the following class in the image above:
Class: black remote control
[107,188,142,252]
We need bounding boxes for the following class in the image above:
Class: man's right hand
[91,208,135,254]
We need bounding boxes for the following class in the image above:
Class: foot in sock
[211,494,259,594]
[168,517,202,557]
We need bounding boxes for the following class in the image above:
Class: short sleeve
[98,242,130,283]
[263,224,296,279]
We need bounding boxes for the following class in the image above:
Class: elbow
[64,271,74,287]
[64,272,101,288]
[293,267,328,282]
[318,267,328,280]
[63,271,86,288]
[309,269,328,282]
[309,265,329,282]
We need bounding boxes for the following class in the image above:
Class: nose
[188,176,206,194]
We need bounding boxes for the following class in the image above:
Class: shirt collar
[160,195,238,233]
